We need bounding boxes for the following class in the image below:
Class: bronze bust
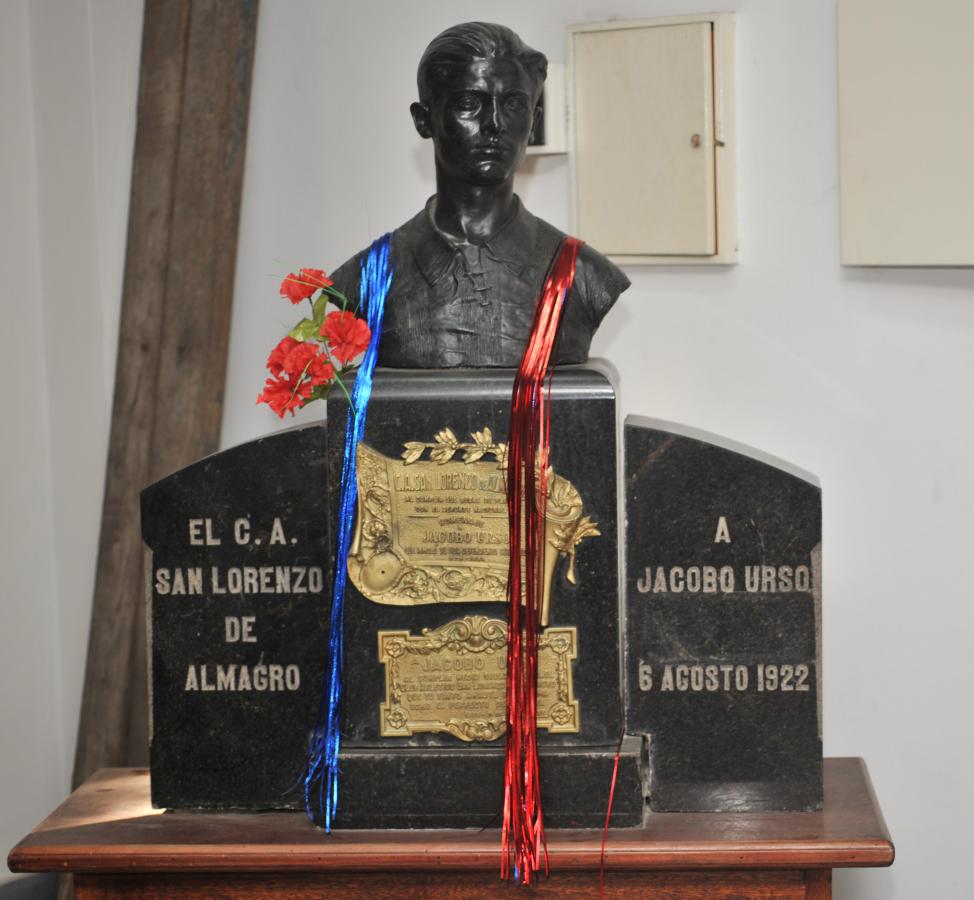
[331,22,629,369]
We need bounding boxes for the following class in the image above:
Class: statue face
[417,58,539,187]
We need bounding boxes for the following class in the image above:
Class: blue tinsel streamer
[305,234,393,830]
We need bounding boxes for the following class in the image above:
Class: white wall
[3,1,972,898]
[0,3,64,889]
[226,2,973,898]
[0,0,142,891]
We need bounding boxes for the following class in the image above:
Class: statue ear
[411,102,433,139]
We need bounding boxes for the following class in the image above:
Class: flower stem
[289,360,314,408]
[323,285,351,312]
[333,369,355,412]
[322,341,356,414]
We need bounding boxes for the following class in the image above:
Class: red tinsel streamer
[599,736,624,898]
[501,236,582,883]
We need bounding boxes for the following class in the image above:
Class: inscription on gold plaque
[348,427,599,625]
[378,615,579,740]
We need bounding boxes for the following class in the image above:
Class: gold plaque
[378,615,579,740]
[349,427,599,626]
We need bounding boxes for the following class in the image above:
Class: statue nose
[482,98,503,134]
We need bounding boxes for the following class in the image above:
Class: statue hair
[417,22,548,105]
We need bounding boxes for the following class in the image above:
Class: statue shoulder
[328,253,361,303]
[327,211,426,303]
[574,241,630,324]
[533,216,630,327]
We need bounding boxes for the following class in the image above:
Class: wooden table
[8,757,892,898]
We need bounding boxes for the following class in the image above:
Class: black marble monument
[141,19,827,828]
[142,426,328,809]
[624,417,823,812]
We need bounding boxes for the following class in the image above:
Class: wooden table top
[8,757,893,875]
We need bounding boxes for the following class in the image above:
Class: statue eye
[452,92,482,113]
[504,94,528,113]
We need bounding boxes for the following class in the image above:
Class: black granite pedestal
[328,367,621,746]
[327,366,641,826]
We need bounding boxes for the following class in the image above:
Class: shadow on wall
[0,876,58,900]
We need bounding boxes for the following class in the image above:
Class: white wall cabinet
[839,0,974,266]
[568,15,736,265]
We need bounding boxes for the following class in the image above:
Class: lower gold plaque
[378,615,580,741]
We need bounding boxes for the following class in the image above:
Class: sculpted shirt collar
[409,195,539,286]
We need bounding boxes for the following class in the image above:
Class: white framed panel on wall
[839,0,974,266]
[568,14,737,265]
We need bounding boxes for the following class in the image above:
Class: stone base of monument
[142,373,825,822]
[323,366,643,827]
[333,738,644,829]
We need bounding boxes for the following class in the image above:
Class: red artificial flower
[321,310,371,365]
[258,336,336,418]
[279,267,334,304]
[256,374,313,418]
[265,336,300,376]
[284,340,335,387]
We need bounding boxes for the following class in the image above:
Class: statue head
[410,23,548,188]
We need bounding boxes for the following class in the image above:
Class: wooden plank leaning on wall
[73,0,260,788]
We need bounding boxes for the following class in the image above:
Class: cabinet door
[569,16,736,264]
[572,21,715,257]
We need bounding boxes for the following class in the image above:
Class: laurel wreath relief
[401,427,508,466]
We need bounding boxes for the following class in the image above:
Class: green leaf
[288,318,320,341]
[312,292,329,325]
